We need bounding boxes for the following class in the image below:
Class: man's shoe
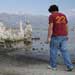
[67,68,73,72]
[48,65,57,71]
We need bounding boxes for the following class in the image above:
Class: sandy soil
[0,54,75,75]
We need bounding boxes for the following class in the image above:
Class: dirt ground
[0,54,75,75]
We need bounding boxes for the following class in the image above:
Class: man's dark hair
[48,5,59,13]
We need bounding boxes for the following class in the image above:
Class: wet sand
[0,54,75,75]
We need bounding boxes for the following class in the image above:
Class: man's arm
[47,23,53,43]
[65,14,68,39]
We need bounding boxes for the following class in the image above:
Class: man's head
[48,5,59,13]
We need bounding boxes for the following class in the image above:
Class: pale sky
[0,0,75,16]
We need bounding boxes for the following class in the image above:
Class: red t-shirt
[49,12,68,36]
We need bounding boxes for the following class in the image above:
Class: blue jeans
[49,36,73,68]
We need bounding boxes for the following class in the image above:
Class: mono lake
[0,27,75,64]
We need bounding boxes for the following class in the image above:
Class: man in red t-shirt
[47,5,73,71]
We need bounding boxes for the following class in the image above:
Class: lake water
[24,26,75,63]
[2,25,75,64]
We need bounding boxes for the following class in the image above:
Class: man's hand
[47,38,51,44]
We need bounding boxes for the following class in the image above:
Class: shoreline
[0,54,75,75]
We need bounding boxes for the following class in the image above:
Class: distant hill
[0,13,74,30]
[0,13,48,29]
[68,16,75,28]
